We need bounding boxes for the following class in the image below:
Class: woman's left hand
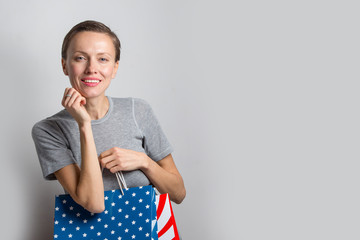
[98,147,149,173]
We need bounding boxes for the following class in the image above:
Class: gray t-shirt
[32,97,173,191]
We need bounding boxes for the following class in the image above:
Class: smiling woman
[31,20,186,214]
[62,31,119,100]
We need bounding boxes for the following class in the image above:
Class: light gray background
[0,0,359,239]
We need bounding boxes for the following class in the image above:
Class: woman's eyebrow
[73,51,112,56]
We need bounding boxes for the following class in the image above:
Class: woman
[32,20,186,213]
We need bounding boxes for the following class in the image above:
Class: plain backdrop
[0,0,359,239]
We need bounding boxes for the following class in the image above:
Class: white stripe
[157,194,172,233]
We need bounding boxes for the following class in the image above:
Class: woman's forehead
[68,31,115,54]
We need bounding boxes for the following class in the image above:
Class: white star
[55,221,59,225]
[131,235,136,239]
[69,206,74,210]
[139,213,143,217]
[139,186,143,189]
[104,224,108,228]
[111,216,115,220]
[54,234,58,238]
[76,213,81,217]
[132,220,136,225]
[125,201,129,205]
[63,200,67,204]
[55,207,59,211]
[61,227,66,231]
[97,218,102,222]
[118,237,122,240]
[145,219,149,223]
[118,194,122,199]
[139,199,143,203]
[105,196,108,200]
[118,222,122,227]
[118,208,122,212]
[125,215,129,219]
[145,205,150,209]
[125,229,129,233]
[68,234,72,238]
[83,233,87,237]
[132,207,136,211]
[97,232,101,236]
[90,226,94,230]
[111,202,115,206]
[145,233,149,237]
[139,227,143,231]
[62,213,66,218]
[111,230,115,234]
[91,213,95,216]
[76,226,80,231]
[112,190,115,192]
[146,191,149,195]
[132,193,136,197]
[104,210,108,214]
[69,220,73,224]
[83,219,88,223]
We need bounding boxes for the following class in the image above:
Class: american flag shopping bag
[53,183,158,240]
[155,193,180,240]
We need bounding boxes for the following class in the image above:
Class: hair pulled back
[62,20,121,62]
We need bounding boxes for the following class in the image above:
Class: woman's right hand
[62,88,91,125]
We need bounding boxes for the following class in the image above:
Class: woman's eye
[75,56,85,61]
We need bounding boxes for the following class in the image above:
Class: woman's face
[62,31,119,99]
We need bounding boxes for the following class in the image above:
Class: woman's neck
[84,95,109,120]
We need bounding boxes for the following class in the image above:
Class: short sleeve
[132,98,173,161]
[32,120,76,180]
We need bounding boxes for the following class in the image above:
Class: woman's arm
[99,148,186,204]
[54,88,104,213]
[142,154,186,204]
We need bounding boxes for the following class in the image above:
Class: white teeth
[83,80,100,83]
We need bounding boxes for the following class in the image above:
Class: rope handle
[115,171,128,195]
[101,167,128,195]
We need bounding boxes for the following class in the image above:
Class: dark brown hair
[61,20,121,62]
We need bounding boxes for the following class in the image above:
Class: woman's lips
[81,78,101,87]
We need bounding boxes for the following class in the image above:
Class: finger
[109,165,122,174]
[62,88,70,107]
[63,88,75,106]
[80,96,86,106]
[67,92,81,107]
[105,159,118,170]
[99,147,118,159]
[99,154,116,168]
[71,95,83,109]
[64,89,79,107]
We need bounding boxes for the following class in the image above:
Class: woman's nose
[85,58,98,74]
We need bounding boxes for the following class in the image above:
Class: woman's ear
[61,58,68,76]
[111,61,120,79]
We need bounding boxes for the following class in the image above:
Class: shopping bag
[155,193,180,240]
[53,185,158,240]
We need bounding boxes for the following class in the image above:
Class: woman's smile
[81,77,102,87]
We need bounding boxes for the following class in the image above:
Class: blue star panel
[54,185,158,240]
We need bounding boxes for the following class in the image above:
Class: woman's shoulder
[32,109,74,134]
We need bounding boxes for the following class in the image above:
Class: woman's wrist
[78,120,92,130]
[140,154,152,172]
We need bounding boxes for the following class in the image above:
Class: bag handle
[101,167,128,195]
[115,171,128,195]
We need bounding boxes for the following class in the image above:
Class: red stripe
[156,194,167,220]
[158,215,174,238]
[168,197,180,240]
